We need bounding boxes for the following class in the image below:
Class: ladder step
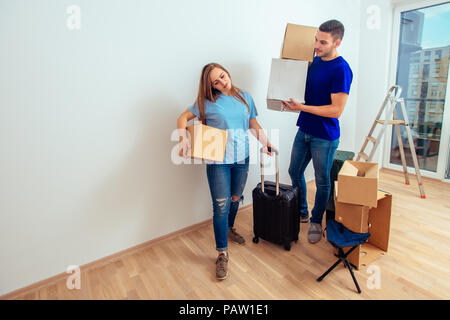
[367,136,376,143]
[359,152,369,161]
[375,120,406,125]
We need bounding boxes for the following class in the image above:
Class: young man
[282,20,353,244]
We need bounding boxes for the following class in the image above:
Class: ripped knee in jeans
[216,198,228,207]
[231,195,244,204]
[214,198,229,215]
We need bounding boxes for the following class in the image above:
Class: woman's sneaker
[216,253,228,280]
[228,228,246,245]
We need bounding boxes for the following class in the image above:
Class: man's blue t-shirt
[188,90,258,164]
[297,56,353,141]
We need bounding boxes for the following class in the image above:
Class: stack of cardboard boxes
[267,23,317,112]
[334,160,392,269]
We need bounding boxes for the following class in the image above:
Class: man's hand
[281,98,305,111]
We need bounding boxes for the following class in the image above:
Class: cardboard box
[335,184,388,233]
[186,123,228,162]
[337,161,379,208]
[344,243,387,270]
[338,191,392,270]
[266,58,308,113]
[281,23,317,62]
[334,204,370,233]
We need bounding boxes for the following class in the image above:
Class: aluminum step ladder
[356,85,426,198]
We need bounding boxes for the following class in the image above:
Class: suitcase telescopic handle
[260,146,279,196]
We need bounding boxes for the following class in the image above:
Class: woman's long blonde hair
[196,63,250,125]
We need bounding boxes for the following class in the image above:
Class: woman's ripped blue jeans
[206,157,249,251]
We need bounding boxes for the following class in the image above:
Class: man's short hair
[319,20,345,41]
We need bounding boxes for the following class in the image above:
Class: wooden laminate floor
[11,169,450,300]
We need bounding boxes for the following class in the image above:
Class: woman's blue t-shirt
[297,56,353,141]
[188,90,258,164]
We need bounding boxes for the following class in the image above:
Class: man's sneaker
[300,214,310,223]
[228,228,245,245]
[216,253,228,280]
[308,223,322,244]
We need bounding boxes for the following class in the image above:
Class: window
[421,82,428,98]
[410,53,420,63]
[391,2,450,175]
[423,64,430,78]
[434,62,441,74]
[435,49,442,60]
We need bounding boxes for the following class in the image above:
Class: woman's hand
[281,98,304,111]
[178,135,191,158]
[263,143,278,157]
[177,110,196,158]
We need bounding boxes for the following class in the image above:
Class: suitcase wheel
[284,243,291,251]
[252,237,259,244]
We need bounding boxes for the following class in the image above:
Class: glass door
[387,1,450,181]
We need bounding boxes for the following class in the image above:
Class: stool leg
[317,258,343,282]
[344,259,361,294]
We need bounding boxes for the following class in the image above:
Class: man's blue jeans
[206,157,249,251]
[288,129,339,225]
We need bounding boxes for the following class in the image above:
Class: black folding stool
[317,220,370,294]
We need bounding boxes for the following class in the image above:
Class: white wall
[356,0,394,162]
[0,0,362,295]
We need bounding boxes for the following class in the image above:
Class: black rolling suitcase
[252,148,300,251]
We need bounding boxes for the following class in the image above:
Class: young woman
[177,63,275,280]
